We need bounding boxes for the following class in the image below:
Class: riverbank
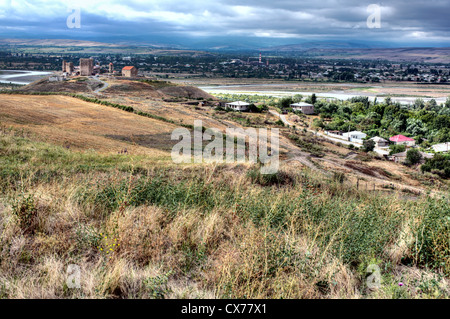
[170,78,449,105]
[0,70,53,85]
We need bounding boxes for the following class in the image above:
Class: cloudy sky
[0,0,449,48]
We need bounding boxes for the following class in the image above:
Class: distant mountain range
[1,38,449,63]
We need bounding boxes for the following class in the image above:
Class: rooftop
[432,142,449,152]
[227,101,250,106]
[390,135,415,142]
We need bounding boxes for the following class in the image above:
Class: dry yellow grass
[0,94,176,158]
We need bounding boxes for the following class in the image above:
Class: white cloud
[0,0,448,46]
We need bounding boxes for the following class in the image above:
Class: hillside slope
[0,94,176,158]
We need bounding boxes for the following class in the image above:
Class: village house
[122,66,138,77]
[391,151,433,163]
[290,102,315,115]
[370,136,389,148]
[389,135,415,147]
[342,131,367,143]
[225,101,250,112]
[432,142,449,153]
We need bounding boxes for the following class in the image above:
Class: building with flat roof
[290,102,315,115]
[225,101,250,112]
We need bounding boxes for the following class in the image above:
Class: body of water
[199,84,448,105]
[0,70,52,85]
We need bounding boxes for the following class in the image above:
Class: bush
[247,168,295,187]
[405,149,422,166]
[333,172,346,184]
[421,154,450,179]
[389,144,406,155]
[12,194,38,234]
[362,139,376,152]
[275,119,285,127]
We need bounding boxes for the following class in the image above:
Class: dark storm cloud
[0,0,448,47]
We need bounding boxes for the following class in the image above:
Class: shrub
[333,172,346,184]
[362,139,376,152]
[421,154,450,179]
[405,149,422,166]
[275,119,285,127]
[247,168,295,187]
[389,144,406,155]
[12,194,38,234]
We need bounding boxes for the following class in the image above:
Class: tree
[311,93,317,105]
[389,144,406,155]
[293,94,303,103]
[279,97,293,109]
[362,139,376,152]
[405,148,422,165]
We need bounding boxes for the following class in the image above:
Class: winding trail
[92,77,109,94]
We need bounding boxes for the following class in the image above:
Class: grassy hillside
[0,79,448,299]
[0,128,448,298]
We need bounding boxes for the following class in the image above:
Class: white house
[432,142,449,153]
[290,102,315,115]
[370,136,389,148]
[225,101,250,112]
[342,131,367,143]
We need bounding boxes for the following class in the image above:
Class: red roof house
[121,66,138,77]
[389,135,415,146]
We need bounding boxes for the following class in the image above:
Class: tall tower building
[80,58,94,76]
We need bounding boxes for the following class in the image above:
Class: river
[198,84,448,105]
[0,70,52,85]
